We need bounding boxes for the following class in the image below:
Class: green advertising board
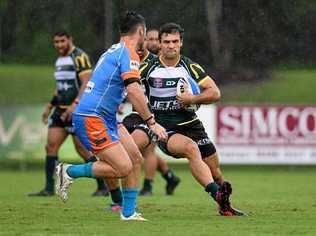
[0,105,82,162]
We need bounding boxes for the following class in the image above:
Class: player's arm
[191,76,221,104]
[61,52,93,122]
[126,81,167,141]
[177,62,220,105]
[42,90,58,124]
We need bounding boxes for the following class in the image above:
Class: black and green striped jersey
[54,47,92,106]
[140,55,211,126]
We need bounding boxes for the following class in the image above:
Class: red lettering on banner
[217,105,316,145]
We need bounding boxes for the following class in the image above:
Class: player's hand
[148,122,168,141]
[42,105,53,124]
[176,83,194,106]
[61,103,76,122]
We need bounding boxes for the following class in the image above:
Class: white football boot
[55,163,73,203]
[120,212,148,221]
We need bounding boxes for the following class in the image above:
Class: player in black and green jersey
[29,30,108,197]
[123,34,181,196]
[140,23,246,216]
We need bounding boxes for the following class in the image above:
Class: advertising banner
[216,105,316,164]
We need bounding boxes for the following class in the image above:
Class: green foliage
[1,165,316,235]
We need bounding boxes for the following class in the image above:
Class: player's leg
[118,124,145,219]
[159,133,233,216]
[72,135,109,196]
[56,115,133,202]
[105,178,122,212]
[156,156,181,195]
[139,143,157,196]
[29,126,67,196]
[203,152,247,216]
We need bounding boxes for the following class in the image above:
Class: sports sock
[143,178,153,191]
[45,155,58,192]
[66,162,96,178]
[85,156,107,190]
[205,182,219,200]
[110,188,123,205]
[162,169,175,183]
[122,188,138,217]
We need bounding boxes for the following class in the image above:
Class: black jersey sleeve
[74,49,93,74]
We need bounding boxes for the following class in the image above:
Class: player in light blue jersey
[55,11,167,221]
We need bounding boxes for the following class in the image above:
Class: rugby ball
[176,77,201,112]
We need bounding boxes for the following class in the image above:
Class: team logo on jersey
[130,60,140,70]
[85,81,95,93]
[153,78,163,88]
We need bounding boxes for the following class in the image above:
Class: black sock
[45,155,58,192]
[85,156,107,190]
[162,170,175,183]
[205,182,219,200]
[143,178,153,191]
[110,188,122,205]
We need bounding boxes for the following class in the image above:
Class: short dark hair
[120,11,145,35]
[52,29,71,38]
[159,23,184,40]
[146,28,159,35]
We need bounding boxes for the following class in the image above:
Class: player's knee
[45,143,59,155]
[183,142,200,160]
[116,161,133,177]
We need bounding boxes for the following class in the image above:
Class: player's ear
[180,39,183,47]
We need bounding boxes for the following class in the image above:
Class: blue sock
[122,188,138,217]
[66,162,96,179]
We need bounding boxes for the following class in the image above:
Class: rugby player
[28,30,108,197]
[55,11,167,221]
[124,38,181,196]
[140,22,246,216]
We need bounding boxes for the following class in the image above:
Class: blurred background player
[141,22,246,216]
[28,30,108,197]
[124,37,181,196]
[145,28,160,54]
[55,11,167,221]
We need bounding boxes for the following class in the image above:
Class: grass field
[1,164,316,236]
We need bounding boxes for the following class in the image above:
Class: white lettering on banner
[0,116,24,146]
[0,115,45,147]
[217,105,316,145]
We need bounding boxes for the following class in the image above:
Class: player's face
[137,25,146,50]
[137,41,147,59]
[160,32,182,60]
[146,30,160,54]
[53,35,72,56]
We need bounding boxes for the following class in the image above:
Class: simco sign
[216,105,316,164]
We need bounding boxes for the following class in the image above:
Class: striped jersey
[141,55,211,126]
[54,47,92,106]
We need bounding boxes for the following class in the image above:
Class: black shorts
[122,112,158,142]
[158,119,217,159]
[48,107,74,134]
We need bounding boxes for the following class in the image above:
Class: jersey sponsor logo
[57,81,73,91]
[75,53,91,68]
[152,100,182,111]
[130,60,140,70]
[85,81,95,93]
[165,80,176,86]
[153,78,163,88]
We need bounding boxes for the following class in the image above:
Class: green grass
[221,69,316,104]
[0,64,54,105]
[1,164,316,235]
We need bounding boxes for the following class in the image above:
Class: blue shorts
[73,114,119,154]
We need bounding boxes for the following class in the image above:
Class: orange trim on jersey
[84,116,114,154]
[121,71,140,81]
